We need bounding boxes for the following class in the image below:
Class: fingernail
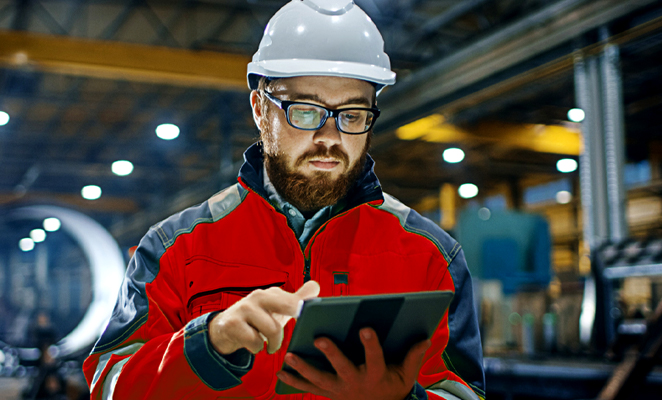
[286,353,297,366]
[361,329,372,340]
[316,340,328,349]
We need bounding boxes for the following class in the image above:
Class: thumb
[402,339,431,383]
[295,280,320,300]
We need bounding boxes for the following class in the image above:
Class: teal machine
[455,209,552,294]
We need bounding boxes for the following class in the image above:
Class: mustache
[294,146,349,167]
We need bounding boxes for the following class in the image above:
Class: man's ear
[250,90,263,130]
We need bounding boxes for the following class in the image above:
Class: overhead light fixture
[156,123,180,140]
[0,111,9,126]
[81,185,102,200]
[443,147,465,163]
[30,228,46,243]
[43,217,61,232]
[458,183,478,199]
[112,160,134,176]
[556,190,572,204]
[557,158,578,173]
[567,108,585,123]
[19,238,35,252]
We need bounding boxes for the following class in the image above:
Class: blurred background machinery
[2,0,662,399]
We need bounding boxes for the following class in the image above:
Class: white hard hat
[247,0,396,95]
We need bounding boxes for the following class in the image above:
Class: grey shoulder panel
[153,183,246,249]
[378,192,459,264]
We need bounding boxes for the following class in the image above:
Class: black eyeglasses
[263,91,380,134]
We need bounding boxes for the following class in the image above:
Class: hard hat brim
[247,59,396,91]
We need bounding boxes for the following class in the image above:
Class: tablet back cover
[275,291,453,395]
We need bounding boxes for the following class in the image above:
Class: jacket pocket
[333,272,349,296]
[185,259,289,320]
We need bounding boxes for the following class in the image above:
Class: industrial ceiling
[1,0,661,246]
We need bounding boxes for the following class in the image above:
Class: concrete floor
[0,377,27,400]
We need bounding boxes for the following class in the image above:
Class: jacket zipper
[302,205,368,284]
[240,181,382,288]
[240,183,309,287]
[303,258,311,282]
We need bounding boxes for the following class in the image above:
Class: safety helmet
[247,0,395,95]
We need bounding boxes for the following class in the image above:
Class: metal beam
[0,30,250,90]
[396,115,582,156]
[403,0,489,52]
[0,191,139,214]
[378,0,659,130]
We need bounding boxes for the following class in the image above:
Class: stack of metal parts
[594,237,662,400]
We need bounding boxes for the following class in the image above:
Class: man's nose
[313,115,342,147]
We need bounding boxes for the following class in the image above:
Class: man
[83,1,485,399]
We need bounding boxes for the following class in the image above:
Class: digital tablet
[275,290,454,395]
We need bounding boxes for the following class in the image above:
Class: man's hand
[208,280,320,355]
[276,327,431,400]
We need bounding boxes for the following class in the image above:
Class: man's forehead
[269,76,374,105]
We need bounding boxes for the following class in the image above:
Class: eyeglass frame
[262,91,380,135]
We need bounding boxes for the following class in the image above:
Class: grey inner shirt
[263,165,339,251]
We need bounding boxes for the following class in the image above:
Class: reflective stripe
[209,184,244,222]
[428,389,462,400]
[429,380,481,400]
[377,192,411,227]
[90,342,143,394]
[102,356,131,400]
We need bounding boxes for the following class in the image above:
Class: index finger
[250,288,304,317]
[250,280,320,318]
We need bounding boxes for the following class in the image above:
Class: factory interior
[1,0,662,399]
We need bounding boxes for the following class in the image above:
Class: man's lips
[309,159,341,170]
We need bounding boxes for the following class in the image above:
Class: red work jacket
[83,143,485,399]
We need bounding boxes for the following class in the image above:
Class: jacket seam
[92,314,149,353]
[404,225,452,264]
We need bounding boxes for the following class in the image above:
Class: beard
[261,127,370,213]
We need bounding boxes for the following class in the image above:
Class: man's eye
[291,108,321,126]
[340,111,364,123]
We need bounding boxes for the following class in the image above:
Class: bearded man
[83,1,485,399]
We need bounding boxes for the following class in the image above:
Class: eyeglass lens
[288,104,374,133]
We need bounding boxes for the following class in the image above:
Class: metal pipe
[575,51,610,248]
[601,43,628,241]
[574,53,597,248]
[587,55,610,243]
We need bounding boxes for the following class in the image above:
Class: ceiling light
[458,183,478,199]
[156,123,180,140]
[112,160,134,176]
[30,228,46,243]
[81,185,102,200]
[567,108,585,123]
[0,111,9,126]
[443,148,465,163]
[557,158,578,173]
[19,238,34,252]
[43,217,61,232]
[556,190,572,204]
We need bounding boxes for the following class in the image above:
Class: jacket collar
[238,142,384,210]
